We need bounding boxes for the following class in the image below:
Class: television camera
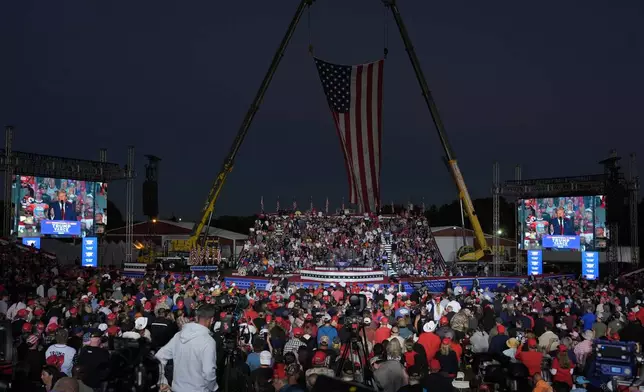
[337,294,378,388]
[592,340,644,388]
[212,295,250,392]
[343,293,368,329]
[105,337,160,392]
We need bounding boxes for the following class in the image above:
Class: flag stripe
[365,64,378,210]
[372,62,381,205]
[332,112,355,204]
[354,65,369,210]
[377,60,383,185]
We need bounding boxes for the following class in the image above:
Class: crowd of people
[237,213,445,277]
[3,239,644,392]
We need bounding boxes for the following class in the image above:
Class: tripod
[335,325,380,390]
[222,340,244,392]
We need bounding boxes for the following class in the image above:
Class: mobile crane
[384,0,491,261]
[170,0,491,262]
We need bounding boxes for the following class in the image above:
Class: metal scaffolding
[0,126,132,261]
[629,153,639,265]
[125,146,135,263]
[3,126,14,237]
[514,165,522,275]
[492,162,500,276]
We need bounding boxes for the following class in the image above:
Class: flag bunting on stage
[314,57,384,213]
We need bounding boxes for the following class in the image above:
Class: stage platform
[224,273,573,293]
[121,263,572,293]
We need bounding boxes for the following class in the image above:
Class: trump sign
[82,237,98,268]
[41,220,81,236]
[581,251,599,280]
[22,237,41,249]
[528,250,542,275]
[541,235,581,250]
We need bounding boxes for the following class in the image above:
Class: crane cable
[307,4,314,55]
[383,4,389,59]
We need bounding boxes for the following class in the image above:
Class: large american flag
[314,57,384,213]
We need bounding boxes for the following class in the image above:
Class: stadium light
[152,219,157,223]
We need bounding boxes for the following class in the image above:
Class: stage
[224,273,573,293]
[122,262,572,293]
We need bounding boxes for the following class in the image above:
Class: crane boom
[383,0,490,259]
[173,0,313,252]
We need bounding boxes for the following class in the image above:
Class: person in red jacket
[374,318,392,344]
[417,321,441,362]
[515,338,543,377]
[551,344,574,387]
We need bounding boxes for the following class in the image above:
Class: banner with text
[41,220,81,236]
[82,237,98,268]
[582,251,599,280]
[541,235,581,250]
[22,237,41,249]
[528,250,543,275]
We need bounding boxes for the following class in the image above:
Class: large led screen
[12,176,107,238]
[518,195,606,251]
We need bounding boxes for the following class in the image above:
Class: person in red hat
[305,350,334,389]
[489,324,509,354]
[435,337,458,378]
[515,338,544,376]
[284,327,307,355]
[374,317,391,344]
[11,307,29,338]
[551,344,574,387]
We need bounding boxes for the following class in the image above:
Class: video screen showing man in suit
[12,176,108,238]
[49,190,77,221]
[518,195,607,251]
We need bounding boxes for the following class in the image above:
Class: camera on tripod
[106,337,160,392]
[213,295,249,353]
[344,294,368,333]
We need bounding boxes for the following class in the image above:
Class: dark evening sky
[2,1,643,221]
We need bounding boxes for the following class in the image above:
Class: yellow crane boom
[384,0,491,260]
[170,0,314,253]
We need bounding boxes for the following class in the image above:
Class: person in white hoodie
[155,304,218,392]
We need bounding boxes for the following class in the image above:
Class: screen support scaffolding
[492,162,500,276]
[125,146,135,263]
[499,151,639,272]
[3,126,14,237]
[514,165,522,275]
[0,126,132,249]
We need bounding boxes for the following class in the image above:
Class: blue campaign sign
[41,220,81,236]
[528,250,542,275]
[541,235,581,250]
[22,237,41,249]
[581,251,599,280]
[82,237,98,268]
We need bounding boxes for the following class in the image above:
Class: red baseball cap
[312,351,327,366]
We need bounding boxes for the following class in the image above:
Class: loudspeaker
[142,181,158,218]
[0,321,13,363]
[606,186,627,224]
[312,375,375,392]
